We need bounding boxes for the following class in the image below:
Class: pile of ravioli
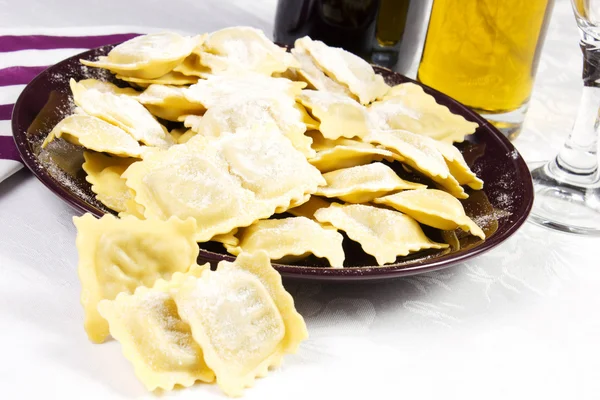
[74,214,306,396]
[44,27,486,271]
[45,26,487,396]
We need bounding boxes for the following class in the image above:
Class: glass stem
[548,39,600,187]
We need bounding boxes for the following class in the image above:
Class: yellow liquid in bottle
[417,0,553,113]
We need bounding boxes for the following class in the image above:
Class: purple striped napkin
[0,29,142,183]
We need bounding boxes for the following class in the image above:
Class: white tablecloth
[1,0,600,399]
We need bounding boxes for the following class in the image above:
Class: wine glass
[529,0,600,235]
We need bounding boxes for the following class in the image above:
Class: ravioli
[307,131,394,172]
[70,79,172,148]
[364,129,468,199]
[138,84,205,121]
[431,140,483,190]
[73,213,200,343]
[173,251,307,397]
[172,33,211,77]
[173,51,212,78]
[371,83,479,143]
[226,217,345,268]
[197,26,298,76]
[287,195,331,220]
[82,151,144,217]
[295,36,389,104]
[184,74,305,109]
[123,142,266,242]
[290,48,355,97]
[97,264,214,391]
[42,114,145,158]
[314,203,447,265]
[374,189,485,239]
[213,129,325,212]
[298,89,370,140]
[81,32,197,79]
[187,97,315,158]
[315,162,425,203]
[124,129,323,241]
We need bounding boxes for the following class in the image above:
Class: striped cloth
[0,27,146,183]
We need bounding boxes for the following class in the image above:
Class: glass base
[476,104,529,141]
[529,161,600,235]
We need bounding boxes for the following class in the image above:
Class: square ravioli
[197,26,298,76]
[97,264,214,391]
[314,203,448,265]
[290,47,355,97]
[173,252,307,397]
[374,82,479,143]
[73,213,200,343]
[184,74,305,109]
[294,36,389,104]
[123,128,324,241]
[186,96,315,158]
[226,217,345,268]
[70,79,172,148]
[81,32,197,79]
[212,129,325,212]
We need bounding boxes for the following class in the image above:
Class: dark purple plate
[12,44,533,282]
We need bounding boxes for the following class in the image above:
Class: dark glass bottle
[273,0,380,58]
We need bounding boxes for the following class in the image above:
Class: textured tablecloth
[1,1,600,399]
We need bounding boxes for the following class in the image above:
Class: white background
[1,0,600,399]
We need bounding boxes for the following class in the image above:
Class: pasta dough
[81,32,197,79]
[73,213,200,343]
[315,162,425,203]
[173,251,307,397]
[226,217,345,268]
[371,83,479,143]
[374,189,485,239]
[295,36,388,104]
[314,203,447,265]
[97,264,214,391]
[297,89,370,140]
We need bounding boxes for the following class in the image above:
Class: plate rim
[11,44,534,282]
